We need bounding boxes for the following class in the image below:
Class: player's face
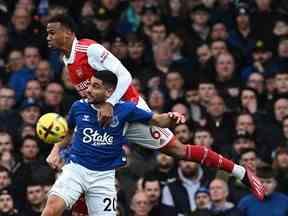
[46,22,68,49]
[87,77,110,104]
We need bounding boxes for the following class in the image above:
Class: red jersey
[63,38,139,104]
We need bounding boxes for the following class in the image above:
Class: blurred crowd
[0,0,288,215]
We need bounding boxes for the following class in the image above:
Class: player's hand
[46,146,62,170]
[168,112,186,125]
[98,102,113,127]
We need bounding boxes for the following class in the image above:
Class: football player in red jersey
[45,15,265,214]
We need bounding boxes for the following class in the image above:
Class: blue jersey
[67,99,153,171]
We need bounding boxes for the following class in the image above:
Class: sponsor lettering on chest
[82,128,113,146]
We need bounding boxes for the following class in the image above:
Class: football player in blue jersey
[42,70,265,216]
[41,71,186,216]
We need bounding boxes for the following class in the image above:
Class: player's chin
[47,43,53,48]
[87,98,93,103]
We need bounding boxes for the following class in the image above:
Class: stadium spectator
[194,127,214,148]
[174,123,193,144]
[209,178,242,216]
[110,34,128,62]
[184,87,204,123]
[0,131,13,154]
[0,188,20,216]
[165,70,185,104]
[228,148,258,203]
[148,89,166,113]
[194,187,211,210]
[43,82,64,115]
[150,152,177,187]
[273,147,288,194]
[0,87,15,111]
[130,191,152,216]
[35,60,54,89]
[19,98,41,126]
[162,160,203,214]
[23,182,46,215]
[229,130,256,161]
[198,79,217,108]
[6,49,24,74]
[142,175,177,216]
[238,165,288,216]
[20,136,40,163]
[205,95,234,151]
[0,166,11,190]
[24,80,43,101]
[0,24,9,67]
[9,45,41,102]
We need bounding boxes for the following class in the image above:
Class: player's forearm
[55,130,72,148]
[106,64,132,105]
[87,43,132,105]
[149,113,174,128]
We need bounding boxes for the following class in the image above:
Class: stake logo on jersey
[83,128,113,145]
[67,99,153,171]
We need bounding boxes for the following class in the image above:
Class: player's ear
[105,87,114,97]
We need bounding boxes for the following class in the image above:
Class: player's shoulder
[115,101,136,109]
[71,99,89,109]
[78,39,97,46]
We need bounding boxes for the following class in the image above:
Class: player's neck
[62,36,75,56]
[91,102,105,109]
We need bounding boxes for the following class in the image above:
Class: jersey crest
[110,115,119,128]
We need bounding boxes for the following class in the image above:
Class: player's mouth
[47,41,54,48]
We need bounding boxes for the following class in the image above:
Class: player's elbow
[124,69,132,85]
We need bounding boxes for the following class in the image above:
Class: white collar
[63,37,78,65]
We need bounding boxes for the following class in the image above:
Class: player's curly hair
[48,14,77,33]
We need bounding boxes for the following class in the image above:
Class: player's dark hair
[94,70,118,88]
[48,14,77,33]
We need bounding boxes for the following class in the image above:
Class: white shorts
[124,97,174,149]
[48,162,116,216]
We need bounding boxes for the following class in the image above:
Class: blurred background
[0,0,288,215]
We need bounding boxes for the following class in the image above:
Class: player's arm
[54,128,73,148]
[149,112,186,128]
[46,129,73,170]
[127,104,185,128]
[47,104,76,169]
[87,44,132,106]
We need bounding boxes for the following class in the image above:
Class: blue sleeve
[67,103,77,129]
[126,104,153,124]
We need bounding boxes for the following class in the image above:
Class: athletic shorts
[124,97,174,149]
[48,162,117,216]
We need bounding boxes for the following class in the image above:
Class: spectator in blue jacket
[238,165,288,216]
